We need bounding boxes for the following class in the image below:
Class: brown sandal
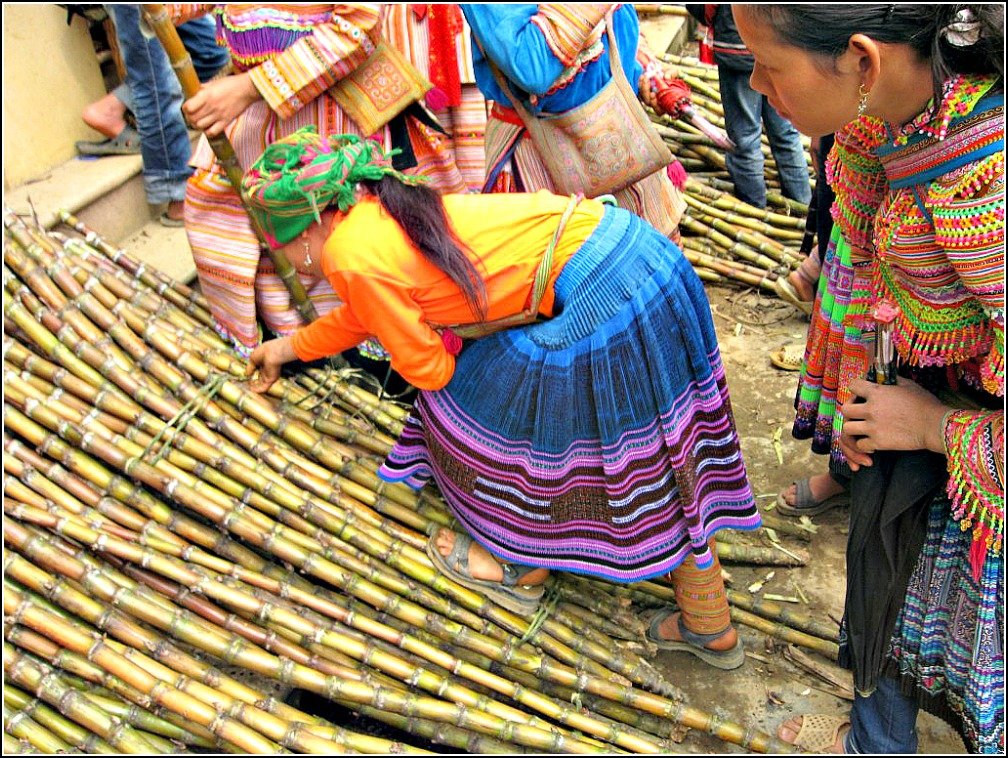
[770,343,805,372]
[778,713,850,752]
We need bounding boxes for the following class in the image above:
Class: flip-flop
[75,125,142,156]
[778,713,850,752]
[774,277,814,316]
[776,478,849,516]
[770,343,805,372]
[425,531,544,615]
[644,608,746,670]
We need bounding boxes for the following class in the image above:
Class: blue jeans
[176,16,229,83]
[845,676,920,753]
[717,66,812,209]
[106,4,193,205]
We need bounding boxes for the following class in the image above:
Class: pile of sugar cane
[2,209,843,754]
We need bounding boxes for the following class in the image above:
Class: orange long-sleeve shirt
[291,191,605,390]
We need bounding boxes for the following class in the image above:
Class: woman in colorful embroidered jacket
[460,3,691,241]
[167,4,472,358]
[243,125,761,670]
[735,4,1004,753]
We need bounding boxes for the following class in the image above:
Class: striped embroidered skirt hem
[378,206,759,582]
[884,495,1003,753]
[792,226,858,464]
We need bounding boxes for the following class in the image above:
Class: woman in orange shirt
[245,126,760,670]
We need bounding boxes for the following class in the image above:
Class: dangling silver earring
[857,83,870,117]
[302,237,313,268]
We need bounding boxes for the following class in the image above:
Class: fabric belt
[490,102,527,128]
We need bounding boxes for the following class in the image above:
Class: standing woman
[244,126,761,669]
[169,4,470,357]
[734,4,1003,753]
[461,3,688,241]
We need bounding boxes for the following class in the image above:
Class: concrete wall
[3,4,108,189]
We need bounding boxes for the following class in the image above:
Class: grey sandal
[426,531,544,615]
[76,125,142,157]
[776,477,849,516]
[644,608,746,670]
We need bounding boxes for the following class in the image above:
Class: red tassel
[666,158,689,190]
[440,329,463,356]
[425,87,450,111]
[969,534,986,581]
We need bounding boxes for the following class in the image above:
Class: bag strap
[438,193,584,339]
[529,192,584,313]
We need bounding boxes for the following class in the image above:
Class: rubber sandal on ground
[75,124,142,156]
[776,478,849,517]
[425,531,544,615]
[644,608,745,670]
[770,343,805,372]
[774,277,814,316]
[159,212,186,228]
[777,713,850,752]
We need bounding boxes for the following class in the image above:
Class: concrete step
[5,148,197,284]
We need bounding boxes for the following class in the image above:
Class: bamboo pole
[3,619,237,752]
[725,592,840,643]
[2,704,73,754]
[3,513,654,753]
[3,686,116,753]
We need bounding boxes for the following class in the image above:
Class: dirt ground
[661,284,967,754]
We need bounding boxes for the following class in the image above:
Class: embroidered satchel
[479,12,672,197]
[329,38,433,137]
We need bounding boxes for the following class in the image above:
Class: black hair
[744,4,1004,103]
[361,176,487,321]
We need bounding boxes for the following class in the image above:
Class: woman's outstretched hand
[246,336,298,393]
[838,378,949,471]
[182,73,261,137]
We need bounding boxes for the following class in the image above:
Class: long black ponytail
[744,4,1004,103]
[362,176,487,321]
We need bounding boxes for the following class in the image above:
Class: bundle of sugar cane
[3,210,798,753]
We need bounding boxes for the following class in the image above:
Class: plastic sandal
[75,124,142,157]
[644,608,745,670]
[426,531,544,615]
[770,343,805,372]
[774,277,814,316]
[778,713,850,752]
[776,477,849,516]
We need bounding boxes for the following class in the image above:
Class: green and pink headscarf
[242,126,422,249]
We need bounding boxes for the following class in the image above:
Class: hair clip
[942,7,982,47]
